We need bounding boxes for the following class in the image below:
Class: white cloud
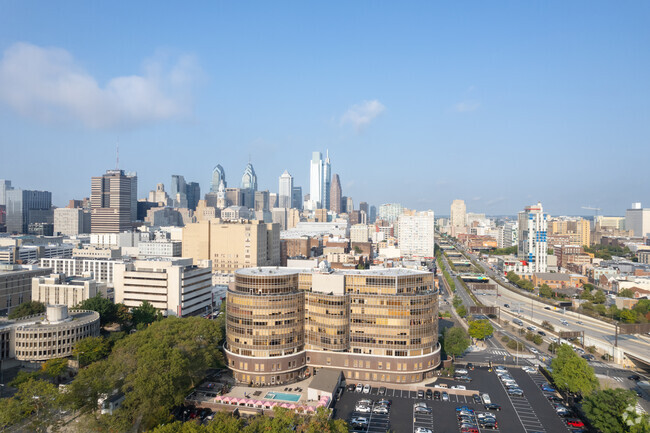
[453,101,480,113]
[0,42,200,129]
[340,99,385,131]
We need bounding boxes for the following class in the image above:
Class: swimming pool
[264,391,301,402]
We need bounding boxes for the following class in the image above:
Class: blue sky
[0,1,648,216]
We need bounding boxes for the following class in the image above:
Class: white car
[355,383,363,393]
[482,393,491,404]
[362,384,371,394]
[522,366,536,373]
[355,404,371,413]
[549,337,558,344]
[415,428,433,433]
[455,368,469,375]
[451,385,467,390]
[529,347,539,354]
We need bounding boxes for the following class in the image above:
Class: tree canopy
[0,378,63,432]
[77,294,118,325]
[66,316,224,430]
[468,319,494,340]
[444,327,470,359]
[550,344,599,395]
[583,388,650,433]
[73,336,111,367]
[8,301,45,319]
[619,288,636,298]
[131,300,164,329]
[539,284,553,298]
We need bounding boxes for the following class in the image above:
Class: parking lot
[333,366,577,433]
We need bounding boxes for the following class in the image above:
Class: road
[447,239,650,367]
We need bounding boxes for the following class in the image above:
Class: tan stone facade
[225,266,440,385]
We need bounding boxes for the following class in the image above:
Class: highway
[440,238,650,367]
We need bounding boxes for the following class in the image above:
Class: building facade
[5,189,52,234]
[40,258,123,285]
[225,265,440,385]
[378,203,403,223]
[114,258,213,317]
[330,174,342,214]
[626,203,650,238]
[0,264,51,315]
[54,208,90,236]
[32,274,101,308]
[278,170,293,209]
[91,170,136,233]
[398,211,435,258]
[518,202,548,273]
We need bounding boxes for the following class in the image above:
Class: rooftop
[237,266,431,277]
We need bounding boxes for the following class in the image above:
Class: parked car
[540,383,556,392]
[378,386,386,395]
[467,363,474,370]
[373,405,389,414]
[433,390,441,400]
[414,405,432,414]
[529,347,539,354]
[355,404,371,413]
[522,366,536,373]
[355,383,363,393]
[472,394,482,403]
[508,388,524,396]
[417,390,425,399]
[377,399,392,407]
[566,419,585,428]
[426,389,433,400]
[347,384,356,392]
[482,393,491,404]
[455,368,469,375]
[455,405,474,413]
[442,392,449,401]
[415,428,433,433]
[451,385,467,390]
[362,384,371,394]
[484,404,501,411]
[455,375,472,382]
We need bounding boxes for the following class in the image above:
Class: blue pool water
[264,392,301,402]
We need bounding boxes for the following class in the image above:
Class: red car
[566,419,585,428]
[461,428,479,433]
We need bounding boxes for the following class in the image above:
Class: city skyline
[1,2,649,215]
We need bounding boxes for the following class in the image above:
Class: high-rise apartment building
[225,265,439,385]
[330,174,342,214]
[90,170,136,233]
[626,203,650,238]
[518,202,548,273]
[450,199,467,235]
[398,211,435,258]
[5,189,52,234]
[210,164,227,193]
[182,219,280,274]
[278,170,293,208]
[114,258,212,317]
[547,218,590,247]
[378,203,403,223]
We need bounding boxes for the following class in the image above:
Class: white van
[482,393,491,404]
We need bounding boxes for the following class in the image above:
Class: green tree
[1,378,63,432]
[443,327,470,360]
[506,271,520,284]
[621,309,639,323]
[77,294,118,325]
[468,319,494,340]
[593,290,606,304]
[506,339,524,351]
[131,300,164,329]
[0,397,25,430]
[8,301,45,319]
[532,334,543,345]
[73,336,111,366]
[583,388,644,433]
[40,358,68,382]
[551,344,599,395]
[633,299,650,317]
[539,284,553,298]
[619,288,636,298]
[580,289,594,301]
[541,320,555,331]
[456,304,467,318]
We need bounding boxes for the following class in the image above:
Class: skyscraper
[450,199,467,236]
[278,170,293,208]
[518,202,547,273]
[171,175,187,208]
[241,162,257,209]
[309,151,323,210]
[330,174,342,214]
[322,151,331,210]
[291,186,303,210]
[378,203,403,223]
[186,182,201,211]
[90,170,136,233]
[0,180,12,206]
[626,203,650,238]
[210,164,227,193]
[359,201,369,215]
[5,189,52,234]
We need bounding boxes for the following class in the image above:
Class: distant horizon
[1,2,648,215]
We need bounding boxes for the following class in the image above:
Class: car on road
[544,306,551,310]
[629,374,641,381]
[560,319,569,325]
[378,386,386,395]
[529,347,539,354]
[455,368,469,374]
[508,388,524,396]
[549,337,559,343]
[355,383,363,393]
[442,391,449,401]
[537,330,546,336]
[576,321,583,325]
[362,384,371,394]
[426,389,433,399]
[582,354,595,361]
[527,326,537,332]
[484,404,501,411]
[504,304,510,308]
[415,428,433,433]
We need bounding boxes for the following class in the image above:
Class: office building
[0,179,12,206]
[186,182,201,211]
[547,218,591,247]
[308,152,323,210]
[54,208,90,236]
[369,206,377,224]
[350,224,370,243]
[359,202,369,215]
[497,222,518,249]
[225,264,439,385]
[450,199,467,236]
[182,219,280,274]
[241,162,258,209]
[378,203,403,223]
[330,174,342,214]
[254,190,270,212]
[291,186,303,210]
[322,151,331,210]
[626,203,650,238]
[398,211,435,258]
[5,189,52,234]
[210,164,227,193]
[32,273,102,308]
[114,258,212,317]
[518,202,548,273]
[170,175,187,207]
[0,264,51,316]
[278,170,293,209]
[91,170,136,233]
[138,240,182,258]
[40,257,123,285]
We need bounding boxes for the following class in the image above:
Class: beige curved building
[7,305,100,361]
[225,265,439,385]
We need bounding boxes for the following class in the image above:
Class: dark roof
[308,369,343,392]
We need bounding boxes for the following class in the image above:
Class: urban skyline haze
[0,2,648,215]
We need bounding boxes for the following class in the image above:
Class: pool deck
[221,375,316,404]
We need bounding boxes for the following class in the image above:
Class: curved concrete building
[225,265,439,386]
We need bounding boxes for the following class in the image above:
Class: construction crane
[582,206,601,217]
